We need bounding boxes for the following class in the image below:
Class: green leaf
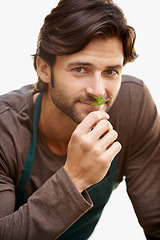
[90,96,110,107]
[94,96,102,103]
[99,99,109,105]
[90,103,99,106]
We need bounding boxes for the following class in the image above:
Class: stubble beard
[50,86,116,124]
[50,87,86,124]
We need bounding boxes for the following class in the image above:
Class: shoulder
[119,74,144,99]
[0,85,34,140]
[109,74,156,131]
[0,85,34,184]
[0,85,34,115]
[122,74,143,85]
[109,75,160,179]
[109,74,148,116]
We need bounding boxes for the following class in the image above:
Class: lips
[82,102,97,105]
[78,101,100,111]
[79,101,96,106]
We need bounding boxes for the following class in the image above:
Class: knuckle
[114,141,122,152]
[89,111,108,122]
[71,129,80,141]
[93,146,101,156]
[104,141,122,162]
[97,119,113,131]
[105,150,116,163]
[81,136,92,151]
[111,129,118,139]
[89,112,100,122]
[104,120,112,130]
[110,141,122,156]
[71,131,93,151]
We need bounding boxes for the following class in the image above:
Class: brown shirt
[0,75,160,239]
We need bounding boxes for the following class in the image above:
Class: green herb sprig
[90,96,109,107]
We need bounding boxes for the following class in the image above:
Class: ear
[36,56,51,83]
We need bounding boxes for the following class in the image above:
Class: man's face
[50,37,124,124]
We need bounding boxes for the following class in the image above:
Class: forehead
[55,37,124,68]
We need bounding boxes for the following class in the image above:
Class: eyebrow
[67,61,123,69]
[67,62,93,68]
[107,64,123,69]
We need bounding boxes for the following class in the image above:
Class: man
[0,0,160,239]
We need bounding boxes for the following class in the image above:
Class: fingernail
[105,112,110,119]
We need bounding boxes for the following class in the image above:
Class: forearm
[0,167,93,240]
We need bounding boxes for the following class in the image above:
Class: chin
[71,111,88,124]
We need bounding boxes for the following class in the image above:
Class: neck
[38,91,77,156]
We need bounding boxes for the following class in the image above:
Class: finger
[88,119,113,140]
[76,111,110,134]
[103,141,122,162]
[99,129,118,150]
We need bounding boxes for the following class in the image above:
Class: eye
[106,69,117,76]
[103,69,120,79]
[73,67,86,74]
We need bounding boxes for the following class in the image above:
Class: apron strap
[15,92,43,210]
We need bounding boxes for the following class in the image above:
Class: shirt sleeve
[0,166,93,240]
[124,82,160,238]
[0,89,93,240]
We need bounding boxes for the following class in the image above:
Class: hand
[64,111,121,192]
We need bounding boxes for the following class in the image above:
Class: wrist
[64,165,86,193]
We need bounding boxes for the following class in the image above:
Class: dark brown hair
[33,0,138,91]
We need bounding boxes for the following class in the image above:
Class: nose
[86,73,105,97]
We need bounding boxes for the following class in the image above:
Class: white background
[0,0,160,239]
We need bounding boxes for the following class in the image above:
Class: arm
[124,82,160,238]
[0,164,92,240]
[0,111,121,240]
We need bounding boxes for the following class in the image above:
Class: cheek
[105,80,121,97]
[114,81,121,95]
[65,80,86,97]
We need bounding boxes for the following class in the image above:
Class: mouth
[78,101,103,111]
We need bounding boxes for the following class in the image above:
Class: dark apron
[14,92,119,239]
[15,93,42,211]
